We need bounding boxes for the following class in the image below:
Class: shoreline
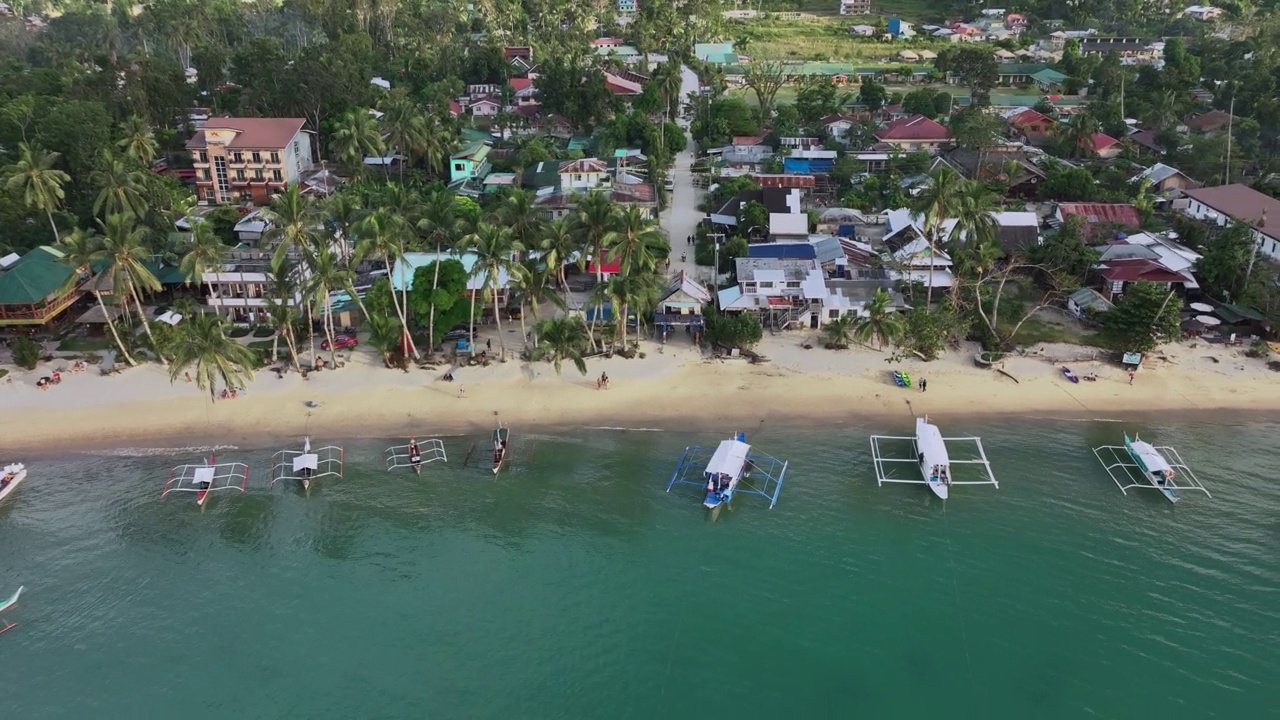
[5,334,1279,456]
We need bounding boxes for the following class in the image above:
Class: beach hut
[898,50,920,62]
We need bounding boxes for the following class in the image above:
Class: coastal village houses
[188,118,315,205]
[0,246,85,328]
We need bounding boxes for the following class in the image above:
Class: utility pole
[1224,94,1235,185]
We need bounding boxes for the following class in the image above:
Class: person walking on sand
[1128,371,1135,385]
[458,384,466,398]
[920,377,927,393]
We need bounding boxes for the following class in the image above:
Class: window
[270,152,280,164]
[759,281,774,289]
[235,169,246,181]
[196,151,207,163]
[786,281,801,289]
[829,310,840,320]
[232,152,243,163]
[253,169,264,181]
[272,169,283,182]
[293,141,300,156]
[744,282,757,293]
[454,162,465,172]
[251,152,262,164]
[198,169,209,181]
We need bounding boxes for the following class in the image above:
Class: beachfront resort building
[391,251,514,310]
[0,246,85,328]
[1181,184,1280,260]
[187,117,315,205]
[717,237,899,329]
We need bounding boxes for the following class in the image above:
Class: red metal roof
[1058,203,1142,228]
[185,117,306,150]
[1097,258,1186,283]
[508,78,534,92]
[876,114,950,141]
[1009,108,1050,127]
[1081,132,1120,152]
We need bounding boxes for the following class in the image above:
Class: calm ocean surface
[2,419,1278,719]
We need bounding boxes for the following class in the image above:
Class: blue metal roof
[749,243,817,260]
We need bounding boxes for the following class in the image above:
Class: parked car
[664,176,675,191]
[322,334,359,350]
[442,329,474,343]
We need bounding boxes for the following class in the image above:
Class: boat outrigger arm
[666,434,789,509]
[385,439,447,472]
[870,433,998,490]
[1092,438,1210,502]
[270,438,344,489]
[163,459,250,505]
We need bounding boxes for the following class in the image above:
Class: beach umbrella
[1195,314,1222,326]
[1189,302,1214,312]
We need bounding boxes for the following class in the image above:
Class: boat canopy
[1128,438,1172,473]
[704,439,750,478]
[293,453,319,472]
[915,417,951,468]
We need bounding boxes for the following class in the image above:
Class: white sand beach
[4,331,1277,453]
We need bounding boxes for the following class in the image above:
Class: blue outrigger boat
[666,432,789,510]
[1092,433,1210,503]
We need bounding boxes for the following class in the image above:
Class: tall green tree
[3,143,71,243]
[96,214,165,363]
[331,109,386,174]
[910,166,964,304]
[304,244,352,366]
[570,191,619,282]
[117,115,160,166]
[853,289,906,350]
[355,207,418,358]
[58,228,137,366]
[530,316,590,376]
[604,206,667,277]
[178,221,229,310]
[90,151,148,219]
[466,223,525,359]
[1103,281,1180,353]
[167,312,258,401]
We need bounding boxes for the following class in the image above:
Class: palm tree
[91,151,148,219]
[910,166,964,305]
[417,188,464,350]
[331,110,386,174]
[304,244,352,366]
[419,114,451,177]
[265,254,303,371]
[364,314,402,367]
[1062,112,1102,158]
[355,208,417,358]
[96,214,166,363]
[821,313,856,349]
[853,289,906,350]
[262,184,321,269]
[58,228,137,366]
[498,188,544,249]
[117,115,159,166]
[530,317,590,376]
[178,221,229,311]
[539,219,579,304]
[570,191,619,282]
[607,271,665,348]
[380,93,429,182]
[512,258,566,350]
[604,206,668,276]
[466,223,525,359]
[3,143,71,242]
[167,312,258,401]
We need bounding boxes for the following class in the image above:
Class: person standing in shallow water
[920,378,927,392]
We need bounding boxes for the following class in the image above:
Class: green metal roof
[452,141,491,162]
[461,129,491,143]
[568,136,590,151]
[994,63,1052,76]
[1031,68,1069,83]
[1215,303,1266,324]
[0,246,77,305]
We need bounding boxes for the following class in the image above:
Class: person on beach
[459,384,466,398]
[601,372,609,389]
[1128,372,1135,385]
[486,339,492,352]
[920,378,927,392]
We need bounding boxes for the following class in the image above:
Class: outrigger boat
[0,463,27,505]
[667,432,789,510]
[492,424,510,475]
[1093,433,1209,503]
[385,437,447,475]
[871,416,998,499]
[0,585,23,635]
[270,436,343,492]
[162,455,249,507]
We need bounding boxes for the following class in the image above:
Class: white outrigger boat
[667,432,789,510]
[0,463,27,505]
[162,455,249,507]
[1093,433,1209,503]
[0,585,23,635]
[491,425,510,475]
[270,437,343,492]
[385,437,447,475]
[871,417,998,499]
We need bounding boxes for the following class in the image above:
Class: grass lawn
[1007,317,1107,349]
[0,369,7,380]
[733,16,961,62]
[247,339,276,350]
[56,336,115,352]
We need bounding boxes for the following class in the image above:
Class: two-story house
[558,159,611,190]
[187,118,314,205]
[1182,184,1280,260]
[875,114,951,152]
[450,142,493,184]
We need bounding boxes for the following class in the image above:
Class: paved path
[659,66,711,286]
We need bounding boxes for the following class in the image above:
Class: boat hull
[927,479,949,500]
[0,469,27,505]
[0,585,23,613]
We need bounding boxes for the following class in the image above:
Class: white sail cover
[705,440,750,478]
[915,418,951,468]
[1129,440,1172,473]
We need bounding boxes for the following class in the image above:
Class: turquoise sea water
[2,419,1278,718]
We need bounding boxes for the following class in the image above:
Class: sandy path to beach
[4,333,1276,453]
